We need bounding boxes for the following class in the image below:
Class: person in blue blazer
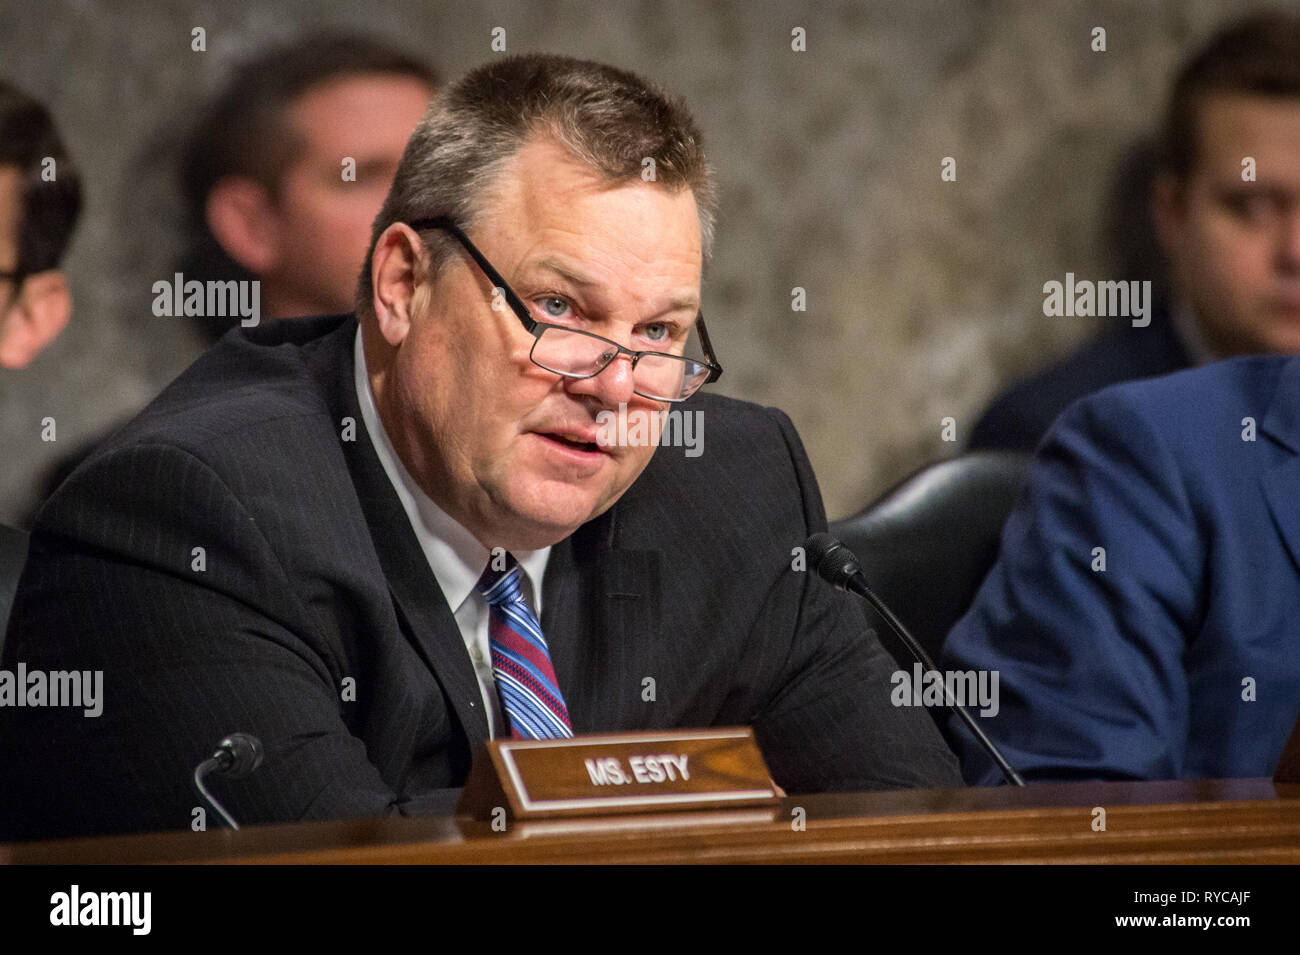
[943,354,1300,783]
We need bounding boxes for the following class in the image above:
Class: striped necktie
[476,554,573,739]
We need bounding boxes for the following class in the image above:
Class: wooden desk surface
[4,778,1299,864]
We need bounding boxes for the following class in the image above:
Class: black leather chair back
[829,452,1031,670]
[0,524,29,649]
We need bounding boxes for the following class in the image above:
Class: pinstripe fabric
[0,313,960,841]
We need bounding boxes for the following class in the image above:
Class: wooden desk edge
[4,777,1299,865]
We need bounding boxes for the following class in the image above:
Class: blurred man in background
[0,78,80,629]
[971,12,1300,450]
[0,79,80,369]
[179,32,437,340]
[26,34,438,517]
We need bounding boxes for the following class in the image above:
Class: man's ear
[206,176,280,275]
[1151,171,1187,262]
[370,222,428,347]
[0,270,71,368]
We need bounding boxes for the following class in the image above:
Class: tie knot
[476,553,522,607]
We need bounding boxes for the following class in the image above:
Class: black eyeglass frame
[406,216,723,401]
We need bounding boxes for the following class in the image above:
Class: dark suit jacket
[944,354,1300,783]
[0,314,958,840]
[969,314,1189,452]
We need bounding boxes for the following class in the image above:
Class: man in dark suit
[944,354,1300,783]
[0,54,958,841]
[971,13,1300,451]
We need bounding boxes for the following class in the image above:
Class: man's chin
[489,486,613,550]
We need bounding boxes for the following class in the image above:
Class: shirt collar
[353,326,550,614]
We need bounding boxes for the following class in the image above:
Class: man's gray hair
[357,53,717,316]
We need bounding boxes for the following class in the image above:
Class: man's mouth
[535,430,607,455]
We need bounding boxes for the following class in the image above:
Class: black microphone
[192,732,264,830]
[804,533,1026,787]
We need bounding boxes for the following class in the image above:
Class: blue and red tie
[476,554,573,739]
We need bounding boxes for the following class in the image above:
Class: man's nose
[566,351,638,406]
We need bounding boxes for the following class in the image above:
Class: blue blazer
[943,354,1300,783]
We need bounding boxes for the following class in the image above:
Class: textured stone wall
[0,0,1280,523]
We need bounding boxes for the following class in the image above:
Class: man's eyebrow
[532,257,598,288]
[530,258,700,313]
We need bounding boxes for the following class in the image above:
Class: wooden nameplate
[457,726,780,820]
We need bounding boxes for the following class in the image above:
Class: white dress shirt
[353,327,551,737]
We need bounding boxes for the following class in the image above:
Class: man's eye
[643,322,670,343]
[539,296,571,319]
[1224,193,1278,223]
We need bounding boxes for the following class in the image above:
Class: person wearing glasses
[0,54,958,840]
[0,79,80,370]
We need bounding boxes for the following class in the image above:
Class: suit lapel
[307,317,490,749]
[1260,357,1300,575]
[542,504,664,734]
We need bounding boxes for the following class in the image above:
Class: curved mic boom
[192,732,265,829]
[804,533,1025,787]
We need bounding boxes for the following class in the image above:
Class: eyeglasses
[406,216,722,402]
